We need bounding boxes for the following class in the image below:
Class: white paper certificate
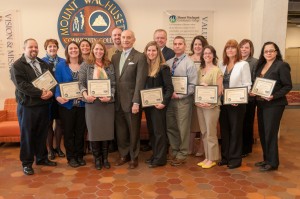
[195,85,218,104]
[59,82,82,100]
[140,87,163,107]
[32,70,57,90]
[252,77,276,97]
[87,79,111,97]
[172,76,188,95]
[224,87,248,104]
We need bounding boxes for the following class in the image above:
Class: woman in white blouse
[218,39,252,169]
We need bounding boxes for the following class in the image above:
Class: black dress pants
[242,100,256,154]
[219,104,246,166]
[59,106,86,161]
[17,104,49,167]
[145,107,167,165]
[257,104,285,168]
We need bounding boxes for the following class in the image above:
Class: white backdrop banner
[164,10,214,53]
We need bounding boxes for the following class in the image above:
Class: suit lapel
[114,52,122,79]
[120,48,135,77]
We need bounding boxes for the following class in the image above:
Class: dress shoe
[48,149,56,160]
[202,162,216,169]
[145,157,153,164]
[217,160,228,166]
[167,155,176,162]
[141,145,152,152]
[103,159,111,169]
[128,159,138,169]
[77,157,86,166]
[170,158,186,166]
[115,156,130,166]
[36,159,57,166]
[23,166,34,175]
[259,164,278,172]
[227,164,241,169]
[54,148,66,157]
[148,163,165,168]
[95,158,102,170]
[255,161,267,167]
[68,159,80,168]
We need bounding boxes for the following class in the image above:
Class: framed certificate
[59,82,82,100]
[223,87,248,105]
[195,85,218,104]
[172,76,188,95]
[252,77,276,97]
[87,79,111,97]
[140,87,163,107]
[32,70,57,90]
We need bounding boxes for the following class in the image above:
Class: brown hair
[144,41,166,77]
[200,45,218,68]
[64,41,83,64]
[44,39,59,50]
[222,39,241,66]
[87,40,111,67]
[239,39,254,58]
[173,36,186,44]
[190,35,208,55]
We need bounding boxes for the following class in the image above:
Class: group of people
[10,27,292,176]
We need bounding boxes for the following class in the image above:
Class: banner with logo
[57,0,127,48]
[0,10,22,69]
[164,11,214,53]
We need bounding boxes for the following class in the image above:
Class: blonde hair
[144,41,166,77]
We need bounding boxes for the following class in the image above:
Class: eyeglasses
[264,49,276,54]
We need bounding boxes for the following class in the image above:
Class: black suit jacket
[162,46,175,61]
[255,60,292,106]
[10,54,54,106]
[112,48,148,112]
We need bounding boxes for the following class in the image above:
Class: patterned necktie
[171,57,179,76]
[119,51,126,75]
[31,60,42,77]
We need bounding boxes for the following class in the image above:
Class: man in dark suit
[10,38,57,175]
[112,30,148,169]
[154,29,175,61]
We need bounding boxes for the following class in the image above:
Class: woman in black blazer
[143,41,174,168]
[252,41,292,171]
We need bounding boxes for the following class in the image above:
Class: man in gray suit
[112,30,148,169]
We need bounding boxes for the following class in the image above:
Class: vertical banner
[0,10,22,107]
[164,11,214,53]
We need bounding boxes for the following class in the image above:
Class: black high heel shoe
[48,149,56,160]
[54,148,65,157]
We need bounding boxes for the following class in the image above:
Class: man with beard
[10,38,57,175]
[107,27,123,61]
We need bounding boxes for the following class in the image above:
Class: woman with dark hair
[79,39,92,61]
[195,45,223,169]
[42,39,66,160]
[188,35,209,157]
[143,41,174,168]
[238,39,258,157]
[55,41,86,168]
[252,41,292,171]
[79,40,115,170]
[218,39,252,169]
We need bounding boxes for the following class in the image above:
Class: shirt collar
[175,53,186,60]
[123,48,133,55]
[24,54,39,64]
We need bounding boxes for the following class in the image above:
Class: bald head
[121,30,136,50]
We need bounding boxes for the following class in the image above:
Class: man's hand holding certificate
[172,76,188,95]
[32,70,57,91]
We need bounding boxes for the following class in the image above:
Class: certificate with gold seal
[59,82,82,100]
[140,87,163,107]
[252,77,276,97]
[195,85,218,104]
[87,79,111,97]
[172,76,188,95]
[223,87,248,105]
[32,70,57,90]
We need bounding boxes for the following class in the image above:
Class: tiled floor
[0,108,300,199]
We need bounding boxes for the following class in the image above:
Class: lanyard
[171,55,186,76]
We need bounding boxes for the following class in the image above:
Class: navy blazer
[162,46,175,61]
[255,60,292,106]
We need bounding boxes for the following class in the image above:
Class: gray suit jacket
[112,48,148,112]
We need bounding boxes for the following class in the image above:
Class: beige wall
[286,26,300,48]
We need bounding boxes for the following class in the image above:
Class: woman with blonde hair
[79,40,115,170]
[143,41,174,168]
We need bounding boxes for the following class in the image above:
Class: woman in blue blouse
[55,41,86,168]
[42,39,66,160]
